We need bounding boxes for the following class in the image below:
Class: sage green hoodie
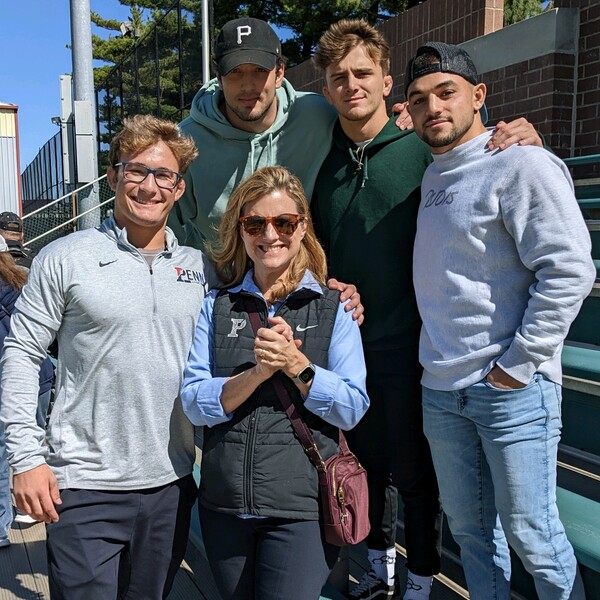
[170,78,336,249]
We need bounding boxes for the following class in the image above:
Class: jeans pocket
[481,373,537,392]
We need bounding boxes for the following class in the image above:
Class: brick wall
[287,0,504,104]
[286,0,600,161]
[483,54,577,158]
[382,0,504,101]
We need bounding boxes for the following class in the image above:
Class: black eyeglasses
[239,214,304,236]
[113,162,183,190]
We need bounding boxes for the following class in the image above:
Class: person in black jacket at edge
[0,212,34,269]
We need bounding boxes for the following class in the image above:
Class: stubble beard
[225,96,276,123]
[421,114,474,149]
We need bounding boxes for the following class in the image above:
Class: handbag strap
[243,295,350,471]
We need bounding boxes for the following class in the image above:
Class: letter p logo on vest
[228,318,247,337]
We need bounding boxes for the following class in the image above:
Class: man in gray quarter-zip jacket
[0,115,217,600]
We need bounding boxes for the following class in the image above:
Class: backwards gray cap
[405,42,488,123]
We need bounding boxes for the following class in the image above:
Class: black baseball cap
[405,42,488,124]
[215,17,281,75]
[0,211,23,233]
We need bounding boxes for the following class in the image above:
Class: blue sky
[0,1,131,169]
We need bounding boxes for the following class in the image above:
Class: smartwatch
[291,362,316,385]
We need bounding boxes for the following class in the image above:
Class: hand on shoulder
[487,118,543,151]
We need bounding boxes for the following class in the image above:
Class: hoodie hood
[188,77,297,142]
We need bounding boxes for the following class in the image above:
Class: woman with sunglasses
[181,166,369,600]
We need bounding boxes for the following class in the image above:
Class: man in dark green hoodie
[312,20,543,600]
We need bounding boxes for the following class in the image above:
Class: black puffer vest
[199,285,340,520]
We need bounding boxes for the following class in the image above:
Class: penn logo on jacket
[175,267,207,291]
[228,318,247,337]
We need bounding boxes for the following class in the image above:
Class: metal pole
[70,0,100,228]
[177,0,184,115]
[70,0,99,181]
[201,0,210,83]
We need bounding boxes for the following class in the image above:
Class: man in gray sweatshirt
[406,43,595,599]
[0,115,216,599]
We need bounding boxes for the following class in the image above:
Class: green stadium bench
[562,344,600,383]
[319,585,347,600]
[557,487,600,573]
[588,226,600,261]
[578,197,600,210]
[568,294,600,347]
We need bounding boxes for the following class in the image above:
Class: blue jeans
[0,389,52,541]
[422,375,585,600]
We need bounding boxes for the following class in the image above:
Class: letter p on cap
[237,25,252,44]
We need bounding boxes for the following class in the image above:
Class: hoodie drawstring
[267,133,274,165]
[247,133,275,176]
[249,140,256,176]
[351,141,372,188]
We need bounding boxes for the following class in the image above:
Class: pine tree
[272,1,412,65]
[92,1,203,168]
[504,0,544,25]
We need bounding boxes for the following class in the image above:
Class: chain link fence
[21,132,70,208]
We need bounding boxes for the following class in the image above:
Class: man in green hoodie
[172,16,368,322]
[312,20,543,600]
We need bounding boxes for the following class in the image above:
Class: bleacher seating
[556,154,600,598]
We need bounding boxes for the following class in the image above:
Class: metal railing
[22,175,115,253]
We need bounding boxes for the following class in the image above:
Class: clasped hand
[254,316,304,379]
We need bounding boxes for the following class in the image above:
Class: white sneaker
[13,509,39,524]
